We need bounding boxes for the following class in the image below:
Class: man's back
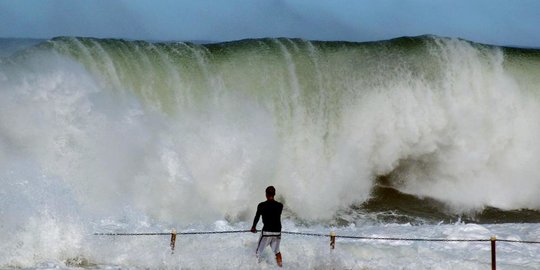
[256,199,283,232]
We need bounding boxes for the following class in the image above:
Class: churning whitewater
[1,36,540,269]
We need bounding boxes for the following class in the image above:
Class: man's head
[265,186,276,199]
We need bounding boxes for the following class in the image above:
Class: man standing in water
[251,186,283,267]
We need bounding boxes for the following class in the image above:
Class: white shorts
[256,231,281,257]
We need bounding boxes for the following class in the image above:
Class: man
[251,186,283,267]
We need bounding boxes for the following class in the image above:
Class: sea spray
[4,36,540,220]
[1,36,540,268]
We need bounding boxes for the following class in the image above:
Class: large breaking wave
[2,36,540,267]
[3,36,540,221]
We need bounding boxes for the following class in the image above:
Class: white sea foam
[1,37,540,268]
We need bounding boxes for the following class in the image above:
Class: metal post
[330,231,336,250]
[170,229,177,253]
[491,236,496,270]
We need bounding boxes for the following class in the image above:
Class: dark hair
[266,186,276,197]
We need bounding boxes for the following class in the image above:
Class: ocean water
[1,36,540,269]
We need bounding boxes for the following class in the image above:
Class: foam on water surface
[1,36,540,269]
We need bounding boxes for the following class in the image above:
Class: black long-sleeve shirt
[252,199,283,232]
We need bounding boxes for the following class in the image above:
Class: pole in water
[330,232,336,250]
[491,236,496,270]
[170,229,177,254]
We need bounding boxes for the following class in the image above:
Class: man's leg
[255,235,269,262]
[270,237,282,267]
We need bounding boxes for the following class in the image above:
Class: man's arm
[251,204,261,233]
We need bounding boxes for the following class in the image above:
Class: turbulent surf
[1,36,540,269]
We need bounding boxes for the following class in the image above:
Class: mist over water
[1,36,540,269]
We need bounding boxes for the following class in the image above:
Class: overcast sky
[1,0,539,46]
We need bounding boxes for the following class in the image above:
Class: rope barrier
[94,230,250,236]
[178,230,252,235]
[332,235,490,242]
[281,231,328,237]
[94,232,170,236]
[497,239,540,244]
[93,230,540,244]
